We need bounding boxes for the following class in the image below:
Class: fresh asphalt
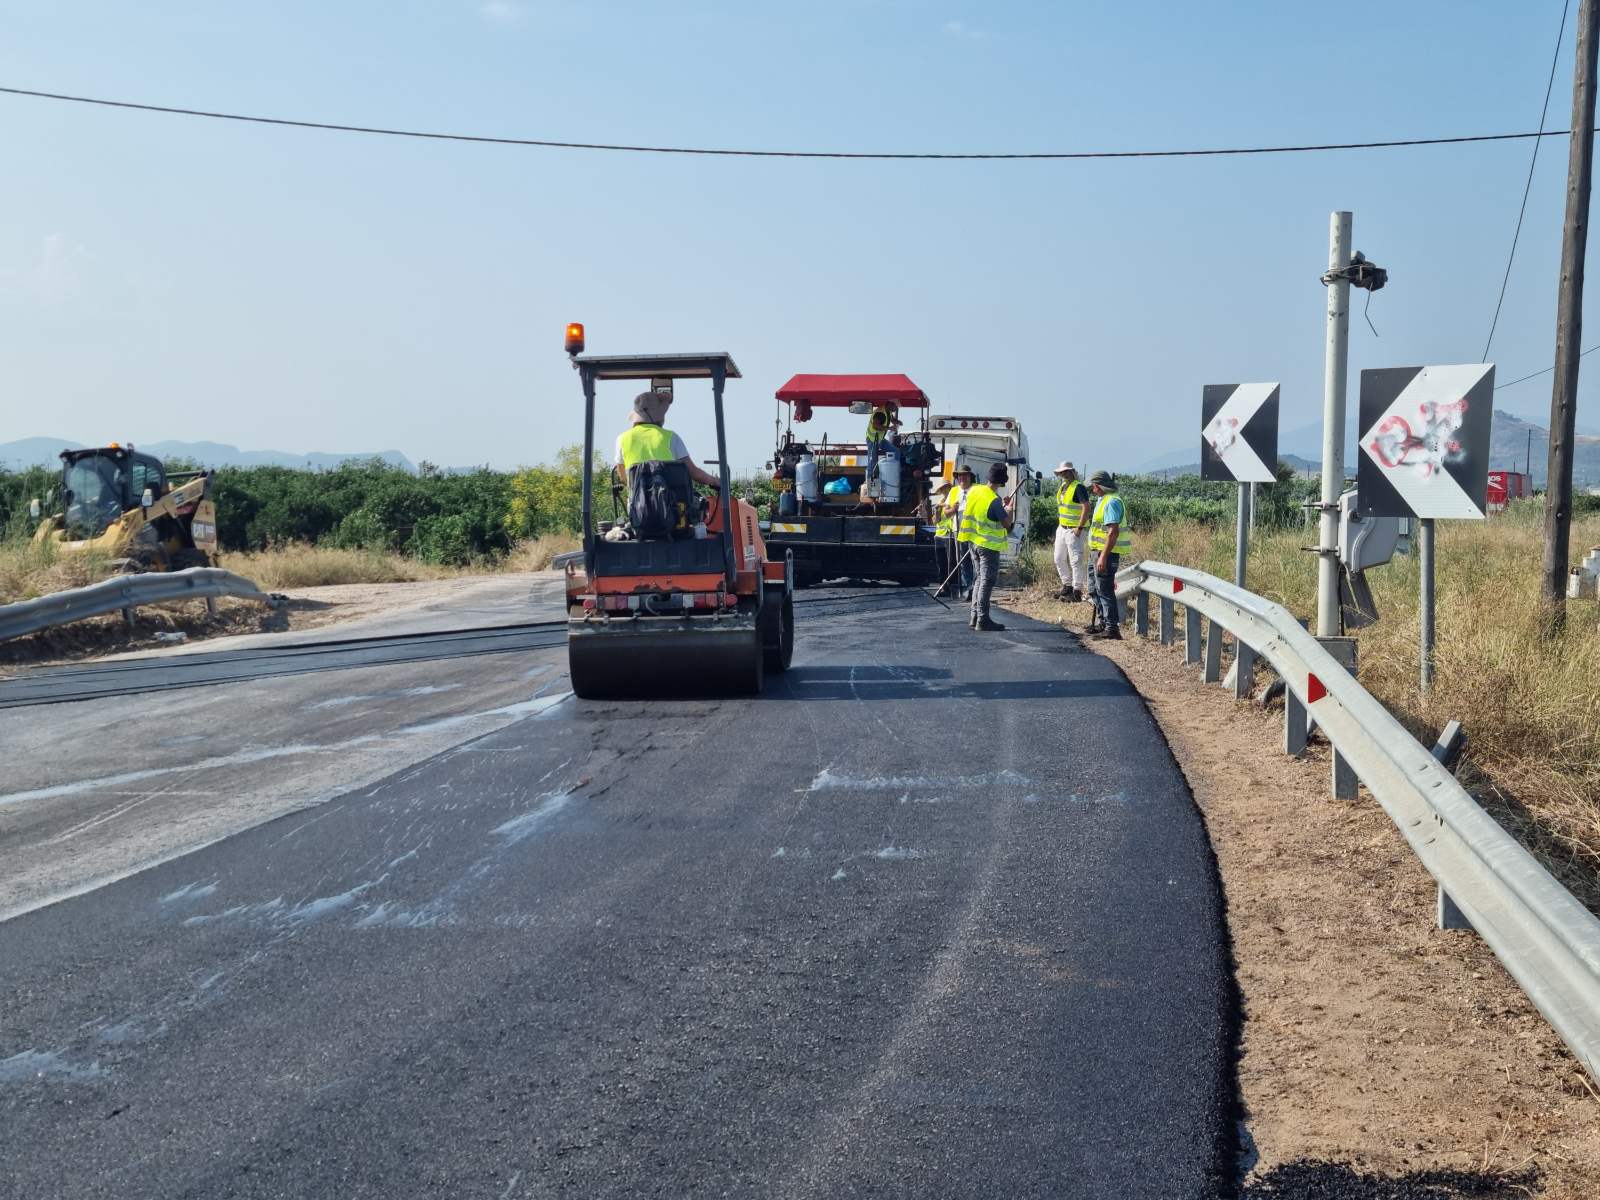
[0,587,1238,1198]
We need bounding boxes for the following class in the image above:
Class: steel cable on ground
[1482,0,1571,363]
[0,84,1593,161]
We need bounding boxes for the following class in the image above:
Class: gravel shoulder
[1002,589,1600,1198]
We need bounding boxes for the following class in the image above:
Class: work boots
[975,617,1006,632]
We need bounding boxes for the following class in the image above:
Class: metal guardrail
[0,568,277,644]
[1115,560,1600,1084]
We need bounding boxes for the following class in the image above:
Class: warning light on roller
[565,323,586,355]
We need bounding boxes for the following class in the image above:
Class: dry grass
[0,538,118,605]
[223,544,452,590]
[1015,509,1600,912]
[502,533,581,573]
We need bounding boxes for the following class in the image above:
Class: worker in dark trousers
[930,479,959,596]
[949,464,976,600]
[1086,469,1132,640]
[959,462,1015,631]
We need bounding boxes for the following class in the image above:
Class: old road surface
[0,578,1236,1199]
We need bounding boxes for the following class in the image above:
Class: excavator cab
[563,335,794,699]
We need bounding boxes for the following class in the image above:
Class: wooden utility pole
[1544,0,1600,630]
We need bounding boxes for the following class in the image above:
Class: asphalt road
[0,583,1237,1198]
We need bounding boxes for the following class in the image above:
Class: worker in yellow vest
[958,462,1015,631]
[930,478,960,597]
[1051,461,1091,603]
[1086,469,1133,640]
[613,390,719,488]
[948,464,976,600]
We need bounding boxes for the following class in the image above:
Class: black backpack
[628,461,692,539]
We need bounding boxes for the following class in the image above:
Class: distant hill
[0,437,414,473]
[1138,410,1599,488]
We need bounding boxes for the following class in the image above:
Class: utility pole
[1544,0,1600,630]
[1317,211,1353,638]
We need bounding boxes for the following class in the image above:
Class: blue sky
[0,1,1591,474]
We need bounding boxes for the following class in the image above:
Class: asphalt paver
[0,591,1237,1198]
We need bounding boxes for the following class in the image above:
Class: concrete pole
[1234,483,1250,588]
[1419,518,1436,692]
[1317,211,1353,638]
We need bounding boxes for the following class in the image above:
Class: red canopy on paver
[774,374,929,408]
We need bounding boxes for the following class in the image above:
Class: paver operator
[1086,469,1131,641]
[613,390,719,489]
[1051,460,1091,603]
[959,461,1015,632]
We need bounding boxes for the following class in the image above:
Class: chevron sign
[1357,364,1495,520]
[1201,383,1279,483]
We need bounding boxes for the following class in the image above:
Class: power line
[0,83,1592,160]
[1494,343,1600,389]
[1482,0,1571,362]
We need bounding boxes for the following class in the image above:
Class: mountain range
[1138,408,1600,488]
[0,436,415,473]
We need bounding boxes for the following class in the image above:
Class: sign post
[1202,382,1279,589]
[1357,364,1495,693]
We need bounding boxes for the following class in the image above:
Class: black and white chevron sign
[1357,364,1494,520]
[1201,383,1279,483]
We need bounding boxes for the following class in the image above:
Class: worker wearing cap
[959,462,1015,631]
[1051,461,1091,603]
[948,464,976,600]
[930,478,960,597]
[614,390,719,489]
[1086,469,1132,640]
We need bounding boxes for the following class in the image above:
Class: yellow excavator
[30,444,220,572]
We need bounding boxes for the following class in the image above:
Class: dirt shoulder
[1001,588,1600,1198]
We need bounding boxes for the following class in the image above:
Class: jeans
[970,547,1000,623]
[958,544,975,595]
[935,536,957,593]
[1093,552,1121,630]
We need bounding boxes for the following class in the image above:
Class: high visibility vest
[1088,492,1133,555]
[958,483,1008,552]
[865,418,887,444]
[934,501,955,538]
[619,423,677,469]
[947,485,966,534]
[1057,479,1088,528]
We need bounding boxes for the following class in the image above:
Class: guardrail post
[1332,750,1359,800]
[1158,596,1175,645]
[1231,641,1255,700]
[121,606,135,625]
[1184,606,1202,664]
[1437,887,1473,932]
[1134,591,1149,638]
[1284,687,1307,757]
[205,597,218,618]
[1203,617,1223,683]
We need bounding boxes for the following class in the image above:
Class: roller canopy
[574,353,740,381]
[775,374,929,408]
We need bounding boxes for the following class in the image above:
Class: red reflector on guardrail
[1172,579,1183,593]
[1307,673,1327,704]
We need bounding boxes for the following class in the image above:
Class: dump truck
[30,445,220,572]
[561,325,794,699]
[765,374,945,588]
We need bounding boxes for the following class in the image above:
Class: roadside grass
[228,536,583,589]
[0,536,117,605]
[1011,506,1600,912]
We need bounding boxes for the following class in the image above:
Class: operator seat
[626,460,697,540]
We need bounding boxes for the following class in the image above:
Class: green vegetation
[1023,466,1321,546]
